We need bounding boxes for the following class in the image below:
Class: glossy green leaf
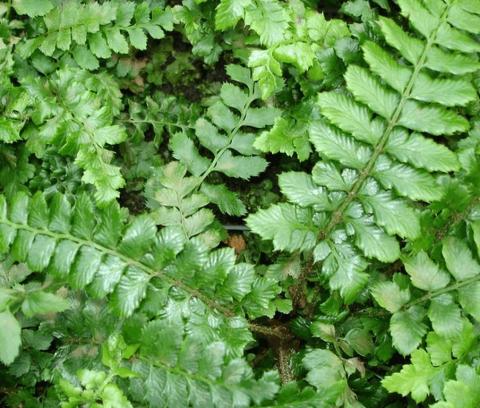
[0,311,21,365]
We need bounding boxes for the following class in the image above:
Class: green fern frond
[248,0,479,302]
[372,238,480,356]
[15,1,174,69]
[16,68,125,204]
[0,191,281,352]
[164,65,278,216]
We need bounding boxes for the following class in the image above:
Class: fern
[14,68,126,203]
[373,236,480,403]
[159,64,279,217]
[3,0,480,405]
[0,189,285,349]
[15,1,174,70]
[248,0,480,303]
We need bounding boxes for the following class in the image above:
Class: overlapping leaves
[4,67,126,203]
[14,1,174,70]
[166,64,279,216]
[374,236,480,403]
[248,0,478,302]
[0,191,281,356]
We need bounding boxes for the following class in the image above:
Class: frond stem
[403,274,480,309]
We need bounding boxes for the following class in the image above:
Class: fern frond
[0,191,281,355]
[17,68,126,204]
[372,238,480,355]
[15,1,174,69]
[248,0,479,302]
[165,65,278,216]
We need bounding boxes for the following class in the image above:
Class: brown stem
[277,344,294,384]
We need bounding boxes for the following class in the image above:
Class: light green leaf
[399,100,469,135]
[378,17,423,65]
[428,294,463,338]
[13,0,53,17]
[254,117,311,161]
[430,366,480,408]
[246,203,318,252]
[231,132,258,156]
[458,281,480,321]
[362,41,410,93]
[48,240,79,278]
[442,237,480,281]
[278,172,331,209]
[112,266,150,317]
[128,27,148,50]
[382,349,437,403]
[249,49,282,99]
[0,310,21,365]
[72,46,99,70]
[373,160,442,202]
[184,208,215,237]
[390,306,427,355]
[448,4,480,34]
[11,230,35,262]
[273,43,315,72]
[411,74,476,107]
[244,107,281,128]
[170,133,210,177]
[350,217,400,263]
[303,349,347,397]
[215,150,267,179]
[89,255,126,298]
[21,291,69,317]
[102,383,133,408]
[244,0,289,46]
[317,92,383,145]
[215,0,252,30]
[28,193,48,230]
[397,0,438,38]
[94,202,123,248]
[426,332,452,366]
[220,83,249,112]
[208,101,237,132]
[226,64,253,88]
[200,183,246,216]
[72,193,95,240]
[95,125,127,146]
[70,246,102,289]
[27,235,56,272]
[371,281,410,313]
[118,215,157,259]
[345,65,399,119]
[385,130,459,172]
[105,28,129,54]
[311,162,353,191]
[0,118,23,143]
[328,245,369,304]
[222,263,255,300]
[194,118,228,154]
[360,191,420,239]
[89,32,112,58]
[310,121,371,169]
[404,251,450,291]
[426,45,480,75]
[10,192,29,225]
[435,22,480,53]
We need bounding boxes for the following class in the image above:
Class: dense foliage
[1,0,479,406]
